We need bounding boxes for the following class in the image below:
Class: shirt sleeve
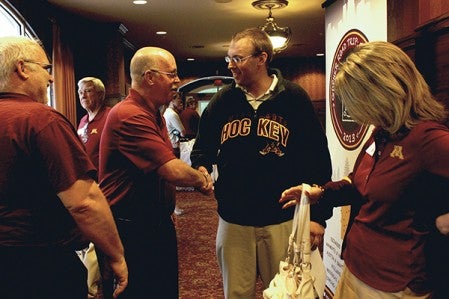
[420,123,449,177]
[171,112,185,136]
[190,103,220,172]
[36,112,96,193]
[118,113,176,173]
[164,108,185,136]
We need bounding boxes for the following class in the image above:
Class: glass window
[0,2,52,105]
[0,3,21,36]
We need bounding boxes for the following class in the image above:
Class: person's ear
[16,61,29,79]
[258,52,268,65]
[143,70,155,85]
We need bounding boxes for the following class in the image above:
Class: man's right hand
[198,166,214,195]
[110,256,128,298]
[436,212,449,236]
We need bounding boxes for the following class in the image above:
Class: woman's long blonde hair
[335,41,447,134]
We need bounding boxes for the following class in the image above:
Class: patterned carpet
[175,190,264,299]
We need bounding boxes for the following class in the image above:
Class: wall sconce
[252,0,291,53]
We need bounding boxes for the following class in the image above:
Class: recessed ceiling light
[187,58,195,61]
[316,53,324,57]
[133,0,147,4]
[156,31,167,35]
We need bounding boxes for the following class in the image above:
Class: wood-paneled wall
[388,0,449,111]
[272,57,326,126]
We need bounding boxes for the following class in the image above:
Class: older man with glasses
[191,27,332,298]
[0,36,127,299]
[99,46,214,298]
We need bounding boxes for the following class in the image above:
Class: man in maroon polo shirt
[99,46,213,299]
[0,36,127,299]
[180,95,200,139]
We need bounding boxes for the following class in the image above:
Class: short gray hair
[78,77,106,100]
[0,36,44,90]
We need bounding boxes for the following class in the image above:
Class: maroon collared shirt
[344,121,449,293]
[99,89,176,217]
[0,93,96,247]
[77,106,111,170]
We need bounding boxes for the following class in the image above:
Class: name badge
[366,141,375,156]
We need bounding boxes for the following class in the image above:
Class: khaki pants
[76,242,102,299]
[334,266,432,299]
[216,217,292,299]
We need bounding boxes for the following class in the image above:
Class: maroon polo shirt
[344,121,449,293]
[179,107,200,138]
[99,89,176,218]
[78,106,111,170]
[0,93,96,247]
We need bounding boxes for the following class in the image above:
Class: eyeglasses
[142,69,179,79]
[224,54,254,64]
[78,88,96,95]
[23,60,52,74]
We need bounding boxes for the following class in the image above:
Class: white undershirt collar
[237,74,278,110]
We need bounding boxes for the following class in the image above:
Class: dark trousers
[427,231,449,299]
[0,246,87,299]
[115,215,179,299]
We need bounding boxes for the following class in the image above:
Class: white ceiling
[46,0,325,62]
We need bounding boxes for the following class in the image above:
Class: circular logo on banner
[329,29,369,150]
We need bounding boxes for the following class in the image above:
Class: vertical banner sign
[330,29,369,150]
[323,0,387,297]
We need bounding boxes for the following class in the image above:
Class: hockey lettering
[257,118,289,147]
[221,118,251,143]
[221,117,290,146]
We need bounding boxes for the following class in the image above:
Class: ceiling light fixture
[252,0,291,53]
[133,0,147,4]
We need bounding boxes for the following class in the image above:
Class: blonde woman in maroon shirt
[280,41,449,299]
